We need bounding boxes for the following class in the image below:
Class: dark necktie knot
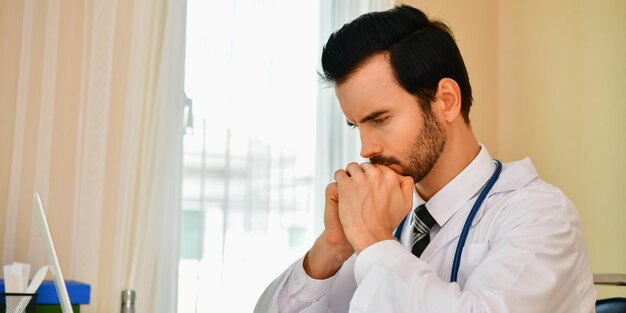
[413,204,436,229]
[411,204,436,257]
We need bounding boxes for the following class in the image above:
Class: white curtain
[118,0,187,311]
[177,0,393,312]
[0,0,187,312]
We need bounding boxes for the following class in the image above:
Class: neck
[415,128,480,201]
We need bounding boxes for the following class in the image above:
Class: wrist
[346,230,394,254]
[304,232,353,279]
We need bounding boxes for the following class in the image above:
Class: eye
[372,117,388,125]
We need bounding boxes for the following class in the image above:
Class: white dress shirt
[254,146,597,313]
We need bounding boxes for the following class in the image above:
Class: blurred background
[1,0,624,312]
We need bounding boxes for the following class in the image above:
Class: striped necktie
[411,204,437,257]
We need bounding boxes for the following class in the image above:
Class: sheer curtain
[178,0,393,312]
[0,0,186,312]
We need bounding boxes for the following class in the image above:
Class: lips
[367,160,405,175]
[387,164,401,170]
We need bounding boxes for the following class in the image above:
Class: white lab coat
[255,147,597,313]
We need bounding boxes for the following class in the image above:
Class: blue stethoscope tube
[393,159,503,283]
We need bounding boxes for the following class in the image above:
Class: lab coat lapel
[419,158,539,263]
[419,201,485,263]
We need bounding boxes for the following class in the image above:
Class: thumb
[325,182,339,203]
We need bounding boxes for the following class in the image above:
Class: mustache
[369,155,401,166]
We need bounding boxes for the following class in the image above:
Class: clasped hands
[303,162,415,279]
[325,162,415,255]
[304,161,414,279]
[316,162,415,262]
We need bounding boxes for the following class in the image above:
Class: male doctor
[255,5,596,313]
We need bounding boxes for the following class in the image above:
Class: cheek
[391,123,419,150]
[386,125,419,160]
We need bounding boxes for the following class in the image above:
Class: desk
[594,273,626,286]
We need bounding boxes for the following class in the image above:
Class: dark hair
[321,5,473,123]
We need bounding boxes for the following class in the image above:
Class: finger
[345,162,365,179]
[325,182,338,200]
[334,169,350,182]
[360,162,381,178]
[359,162,373,171]
[375,163,396,178]
[399,175,415,194]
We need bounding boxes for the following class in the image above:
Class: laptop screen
[33,191,73,313]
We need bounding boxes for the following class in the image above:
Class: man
[255,5,595,313]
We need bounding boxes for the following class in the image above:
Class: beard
[369,109,446,183]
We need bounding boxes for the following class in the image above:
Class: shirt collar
[413,144,495,227]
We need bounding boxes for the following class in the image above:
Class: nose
[359,130,382,159]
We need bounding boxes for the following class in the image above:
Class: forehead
[335,54,416,120]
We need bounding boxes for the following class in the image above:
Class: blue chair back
[596,297,626,313]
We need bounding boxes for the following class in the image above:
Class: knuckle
[325,183,334,192]
[368,167,380,177]
[382,166,395,177]
[334,169,345,179]
[377,166,391,179]
[404,175,414,184]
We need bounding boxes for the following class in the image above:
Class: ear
[435,78,462,123]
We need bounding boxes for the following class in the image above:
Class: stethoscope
[393,159,503,283]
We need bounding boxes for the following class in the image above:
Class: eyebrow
[346,110,389,127]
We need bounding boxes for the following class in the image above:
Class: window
[178,0,320,311]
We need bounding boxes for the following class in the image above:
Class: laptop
[33,191,73,313]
